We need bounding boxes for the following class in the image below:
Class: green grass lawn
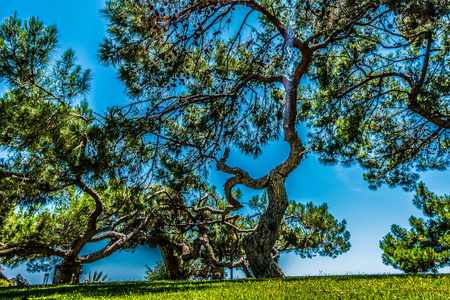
[1,274,450,299]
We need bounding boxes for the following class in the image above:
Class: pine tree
[380,183,450,273]
[0,14,154,283]
[98,0,378,278]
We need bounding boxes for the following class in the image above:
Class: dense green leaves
[380,183,450,273]
[0,13,57,85]
[281,201,350,258]
[249,192,351,259]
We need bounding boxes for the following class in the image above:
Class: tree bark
[58,260,82,284]
[243,175,288,278]
[159,244,186,280]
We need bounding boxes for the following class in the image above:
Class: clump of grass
[0,274,449,299]
[84,271,109,284]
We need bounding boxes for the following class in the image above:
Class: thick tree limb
[237,0,304,51]
[79,215,150,264]
[86,232,125,243]
[158,232,248,269]
[69,180,105,259]
[0,246,68,259]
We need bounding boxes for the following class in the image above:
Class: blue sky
[1,0,450,284]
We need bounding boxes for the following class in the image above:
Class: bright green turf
[1,274,449,299]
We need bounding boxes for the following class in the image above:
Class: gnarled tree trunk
[159,244,186,280]
[59,260,82,284]
[243,175,288,278]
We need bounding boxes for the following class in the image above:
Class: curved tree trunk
[242,75,306,278]
[243,175,288,278]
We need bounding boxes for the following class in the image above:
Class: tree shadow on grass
[0,280,223,299]
[282,273,450,282]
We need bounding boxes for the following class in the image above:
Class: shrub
[0,279,11,288]
[145,262,168,281]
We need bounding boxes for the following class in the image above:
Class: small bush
[145,261,168,281]
[0,279,11,288]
